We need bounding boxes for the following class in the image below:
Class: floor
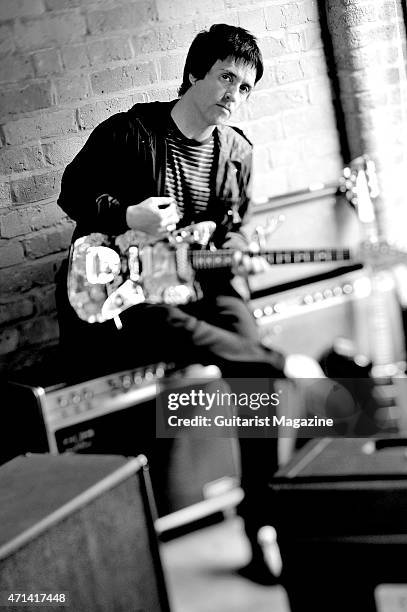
[161,516,290,612]
[161,517,407,612]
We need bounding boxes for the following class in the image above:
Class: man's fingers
[158,210,180,232]
[252,256,271,274]
[233,251,243,264]
[155,197,175,209]
[242,254,253,271]
[161,206,180,225]
[127,197,179,235]
[143,197,175,214]
[248,240,260,254]
[232,252,271,275]
[231,252,249,276]
[160,213,180,227]
[161,204,179,218]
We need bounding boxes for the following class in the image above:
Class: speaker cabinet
[0,454,170,612]
[272,438,407,612]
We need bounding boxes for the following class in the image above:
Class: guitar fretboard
[191,248,352,269]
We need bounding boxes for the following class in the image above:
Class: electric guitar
[67,220,358,324]
[322,155,407,433]
[67,214,406,326]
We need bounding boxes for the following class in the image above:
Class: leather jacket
[58,100,253,248]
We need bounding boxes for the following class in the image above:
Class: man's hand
[232,251,271,275]
[231,242,271,276]
[126,197,180,236]
[222,233,271,276]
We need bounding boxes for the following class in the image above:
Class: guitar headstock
[251,215,285,250]
[340,155,407,269]
[339,154,380,231]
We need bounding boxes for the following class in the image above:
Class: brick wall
[0,0,342,374]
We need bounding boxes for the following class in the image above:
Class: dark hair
[178,24,264,96]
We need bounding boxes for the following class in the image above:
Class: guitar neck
[192,247,352,270]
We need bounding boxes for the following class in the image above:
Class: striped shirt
[165,118,216,223]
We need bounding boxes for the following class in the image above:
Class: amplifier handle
[374,438,407,451]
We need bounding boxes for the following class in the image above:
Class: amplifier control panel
[8,363,166,454]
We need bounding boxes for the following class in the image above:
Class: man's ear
[189,73,197,86]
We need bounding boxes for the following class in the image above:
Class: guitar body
[137,241,195,304]
[68,224,214,323]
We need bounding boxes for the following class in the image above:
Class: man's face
[189,57,256,127]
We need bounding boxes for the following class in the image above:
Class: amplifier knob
[108,378,120,390]
[72,393,81,404]
[83,389,94,400]
[133,372,143,385]
[155,364,165,378]
[122,375,132,389]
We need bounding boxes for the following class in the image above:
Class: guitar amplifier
[250,268,406,363]
[3,363,165,459]
[271,437,407,612]
[3,365,240,522]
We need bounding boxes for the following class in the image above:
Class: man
[57,24,322,584]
